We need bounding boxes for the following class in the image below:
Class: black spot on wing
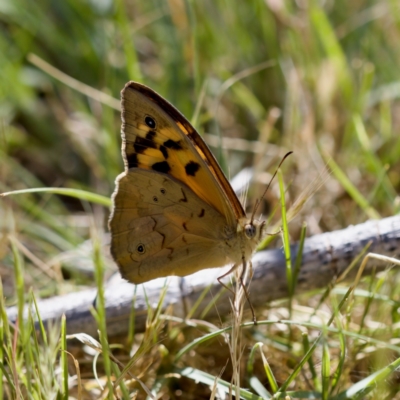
[152,161,171,174]
[164,139,183,150]
[146,130,156,141]
[198,208,205,218]
[134,132,157,154]
[127,153,138,168]
[185,161,200,176]
[159,145,168,159]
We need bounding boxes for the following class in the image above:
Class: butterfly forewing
[121,81,245,225]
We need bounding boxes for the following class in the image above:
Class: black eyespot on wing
[198,208,205,218]
[137,244,145,253]
[159,145,168,159]
[185,161,200,176]
[127,153,138,168]
[152,161,171,174]
[160,188,166,194]
[145,116,156,129]
[153,196,158,202]
[164,139,183,150]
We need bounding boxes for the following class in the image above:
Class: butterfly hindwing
[110,169,236,283]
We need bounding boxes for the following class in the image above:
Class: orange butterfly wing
[120,81,246,226]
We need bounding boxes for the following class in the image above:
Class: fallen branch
[6,215,400,337]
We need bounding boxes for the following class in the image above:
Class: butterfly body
[109,82,265,284]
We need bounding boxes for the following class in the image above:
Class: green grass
[1,0,400,398]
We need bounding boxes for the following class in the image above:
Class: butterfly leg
[217,264,238,295]
[217,260,257,324]
[239,257,257,325]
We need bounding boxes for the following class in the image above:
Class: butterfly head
[238,218,266,258]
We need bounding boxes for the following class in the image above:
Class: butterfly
[109,81,266,285]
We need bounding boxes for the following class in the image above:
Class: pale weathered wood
[6,215,400,337]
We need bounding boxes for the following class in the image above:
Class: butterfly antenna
[250,151,293,223]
